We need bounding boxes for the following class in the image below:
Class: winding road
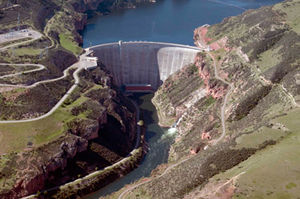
[0,27,236,197]
[208,52,234,145]
[117,46,234,199]
[0,29,43,51]
[0,62,77,88]
[0,56,87,123]
[0,63,45,79]
[0,30,92,123]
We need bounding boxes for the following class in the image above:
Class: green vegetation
[0,84,102,154]
[274,0,300,33]
[59,33,82,55]
[50,147,144,199]
[212,108,300,199]
[186,64,198,75]
[235,124,287,149]
[204,96,216,108]
[9,47,42,56]
[256,45,282,72]
[0,37,32,48]
[0,108,71,154]
[124,0,300,198]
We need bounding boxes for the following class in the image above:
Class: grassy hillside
[107,0,300,198]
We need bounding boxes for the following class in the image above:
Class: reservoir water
[82,0,283,198]
[82,0,283,47]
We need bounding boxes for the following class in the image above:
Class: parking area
[0,29,42,45]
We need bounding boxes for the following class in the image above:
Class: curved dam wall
[89,41,201,90]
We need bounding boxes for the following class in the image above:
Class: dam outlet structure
[88,41,201,90]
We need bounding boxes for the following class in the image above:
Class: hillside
[0,0,154,198]
[108,0,300,198]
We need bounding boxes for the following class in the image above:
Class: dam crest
[89,41,201,90]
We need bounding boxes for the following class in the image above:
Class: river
[82,0,283,198]
[85,94,175,198]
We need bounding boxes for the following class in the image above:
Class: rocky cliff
[0,0,154,198]
[108,0,300,198]
[0,67,138,199]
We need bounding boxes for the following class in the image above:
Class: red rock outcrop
[1,134,88,199]
[194,53,227,99]
[194,25,230,51]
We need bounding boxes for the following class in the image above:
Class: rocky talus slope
[108,0,300,198]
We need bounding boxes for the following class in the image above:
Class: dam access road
[13,41,204,198]
[2,38,220,198]
[1,41,202,123]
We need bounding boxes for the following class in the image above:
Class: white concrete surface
[0,29,43,51]
[90,41,201,89]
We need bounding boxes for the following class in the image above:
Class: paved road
[0,51,93,123]
[0,62,77,88]
[0,29,43,51]
[207,52,233,145]
[0,28,96,124]
[0,63,82,123]
[118,46,234,199]
[0,63,45,79]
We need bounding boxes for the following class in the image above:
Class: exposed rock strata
[123,1,300,198]
[0,67,138,199]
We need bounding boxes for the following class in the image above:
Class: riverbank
[22,95,147,199]
[84,94,175,198]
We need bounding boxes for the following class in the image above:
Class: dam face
[89,42,201,90]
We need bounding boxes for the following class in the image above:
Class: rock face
[72,0,156,13]
[122,1,299,198]
[1,134,88,199]
[152,63,207,127]
[152,53,226,161]
[0,67,137,199]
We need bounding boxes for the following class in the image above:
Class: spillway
[89,41,201,90]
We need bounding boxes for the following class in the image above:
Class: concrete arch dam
[89,41,201,90]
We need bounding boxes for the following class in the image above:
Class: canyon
[0,0,299,198]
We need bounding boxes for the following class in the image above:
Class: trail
[118,46,234,199]
[118,156,191,199]
[207,51,234,145]
[280,84,300,108]
[0,62,82,124]
[0,63,77,88]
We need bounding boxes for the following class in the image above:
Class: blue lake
[83,0,283,47]
[82,0,283,197]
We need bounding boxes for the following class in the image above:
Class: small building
[83,57,98,70]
